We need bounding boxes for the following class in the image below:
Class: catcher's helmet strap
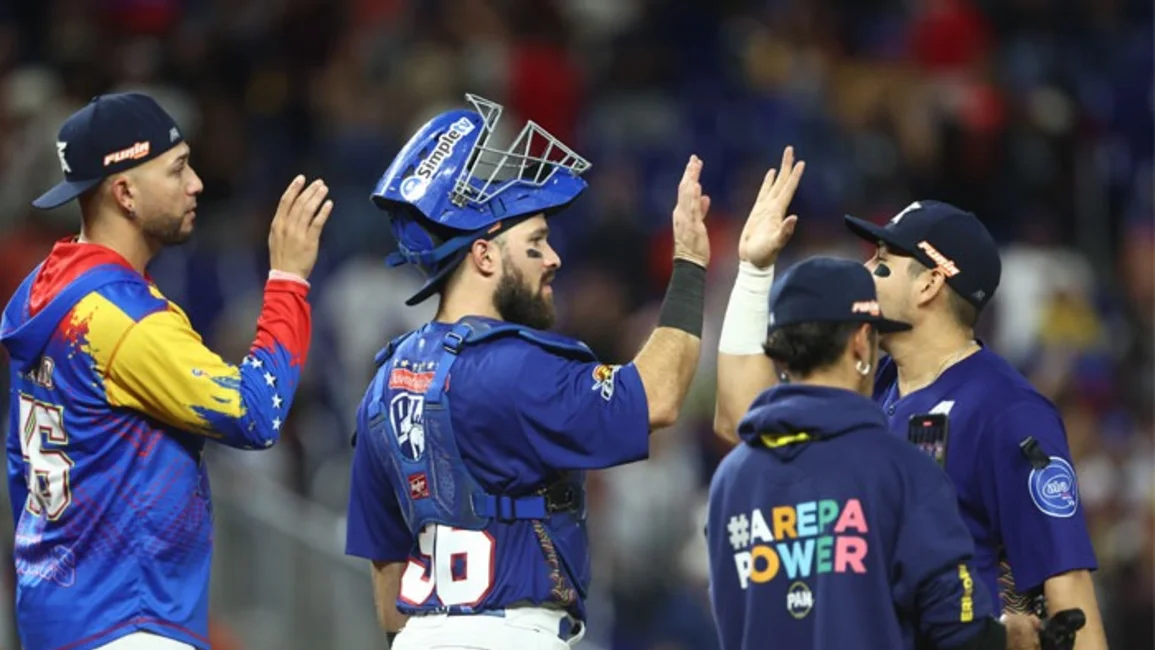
[385,215,531,270]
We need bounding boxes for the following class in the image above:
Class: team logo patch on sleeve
[1028,456,1079,518]
[591,364,621,401]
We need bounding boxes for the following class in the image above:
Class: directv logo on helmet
[400,117,476,202]
[372,93,591,306]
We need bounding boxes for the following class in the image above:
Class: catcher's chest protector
[365,316,588,537]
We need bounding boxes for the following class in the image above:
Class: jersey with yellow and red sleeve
[0,239,312,650]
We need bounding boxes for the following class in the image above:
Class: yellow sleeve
[80,278,309,448]
[104,307,243,437]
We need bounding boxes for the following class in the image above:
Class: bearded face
[493,254,556,331]
[129,143,202,247]
[486,215,559,331]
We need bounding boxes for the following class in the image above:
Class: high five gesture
[715,146,806,442]
[738,146,806,269]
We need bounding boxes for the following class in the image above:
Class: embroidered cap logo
[103,141,151,167]
[917,241,961,277]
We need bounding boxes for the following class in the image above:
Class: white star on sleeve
[272,394,283,409]
[272,417,282,431]
[263,372,276,386]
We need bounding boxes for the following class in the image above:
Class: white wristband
[718,261,774,355]
[268,269,310,288]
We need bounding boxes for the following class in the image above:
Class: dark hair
[907,259,979,328]
[763,321,865,378]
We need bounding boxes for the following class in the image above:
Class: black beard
[143,214,190,246]
[493,265,555,330]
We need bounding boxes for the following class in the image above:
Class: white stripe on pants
[94,632,196,649]
[392,607,583,650]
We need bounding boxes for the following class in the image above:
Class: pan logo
[786,581,813,619]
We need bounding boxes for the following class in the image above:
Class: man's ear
[914,268,948,308]
[468,239,500,277]
[107,174,136,217]
[852,323,873,364]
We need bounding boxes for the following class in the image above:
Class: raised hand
[738,146,806,269]
[268,175,334,281]
[672,155,712,268]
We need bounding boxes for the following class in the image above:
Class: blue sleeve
[512,347,650,470]
[893,465,997,649]
[6,417,28,528]
[986,402,1097,591]
[345,399,412,563]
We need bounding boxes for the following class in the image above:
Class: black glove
[1038,608,1085,650]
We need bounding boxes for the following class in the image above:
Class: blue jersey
[707,384,997,650]
[874,347,1098,613]
[0,241,312,650]
[345,317,650,620]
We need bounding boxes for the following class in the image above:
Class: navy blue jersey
[345,319,650,620]
[707,384,996,650]
[874,347,1098,612]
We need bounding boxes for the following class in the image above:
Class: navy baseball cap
[33,92,185,210]
[844,201,1001,310]
[769,257,911,334]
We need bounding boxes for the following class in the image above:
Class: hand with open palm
[738,146,806,269]
[672,155,712,268]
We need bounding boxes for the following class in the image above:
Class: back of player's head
[765,321,865,377]
[763,257,910,377]
[371,94,591,306]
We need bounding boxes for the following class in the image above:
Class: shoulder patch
[1028,456,1079,518]
[591,364,621,401]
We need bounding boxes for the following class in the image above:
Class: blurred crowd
[0,0,1151,648]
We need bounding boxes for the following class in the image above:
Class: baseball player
[0,93,331,649]
[344,94,711,649]
[708,256,1049,650]
[713,148,1108,649]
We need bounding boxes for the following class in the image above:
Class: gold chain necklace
[930,341,980,384]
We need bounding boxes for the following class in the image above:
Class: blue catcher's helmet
[372,94,592,305]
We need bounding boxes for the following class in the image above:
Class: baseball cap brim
[767,312,913,334]
[844,215,917,256]
[32,177,103,210]
[872,316,912,333]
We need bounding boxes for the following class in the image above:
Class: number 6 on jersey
[18,395,74,520]
[399,525,495,607]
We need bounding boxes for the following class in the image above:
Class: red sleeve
[252,278,311,369]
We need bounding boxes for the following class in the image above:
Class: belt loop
[499,495,516,521]
[560,616,585,647]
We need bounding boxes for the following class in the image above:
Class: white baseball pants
[94,632,196,649]
[392,607,585,650]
